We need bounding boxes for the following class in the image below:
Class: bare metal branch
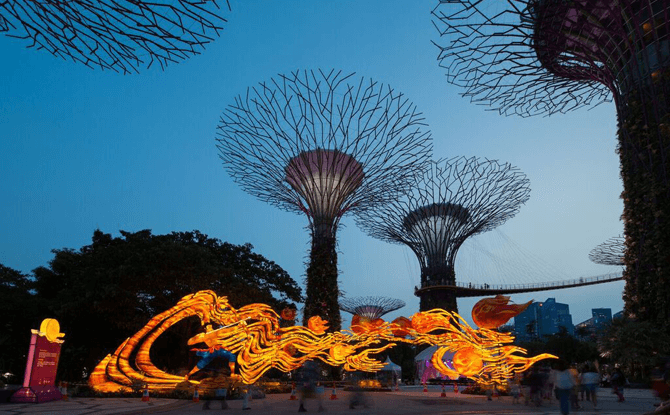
[589,236,624,266]
[1,0,230,73]
[339,296,406,320]
[356,157,530,311]
[217,69,432,330]
[432,0,669,116]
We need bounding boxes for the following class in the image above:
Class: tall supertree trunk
[419,264,457,312]
[303,220,342,333]
[618,73,670,330]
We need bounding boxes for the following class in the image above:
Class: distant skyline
[1,0,624,329]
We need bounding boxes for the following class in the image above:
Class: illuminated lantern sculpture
[451,347,484,377]
[89,290,556,392]
[390,316,412,337]
[471,295,532,329]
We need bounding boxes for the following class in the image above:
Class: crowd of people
[507,361,627,415]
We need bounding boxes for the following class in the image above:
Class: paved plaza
[0,386,665,415]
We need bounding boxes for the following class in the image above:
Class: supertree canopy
[217,69,432,332]
[433,0,670,329]
[0,0,229,73]
[589,236,625,266]
[356,158,531,312]
[339,296,406,320]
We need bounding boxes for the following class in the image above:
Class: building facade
[513,298,574,341]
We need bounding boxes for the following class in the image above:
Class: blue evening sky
[0,0,623,327]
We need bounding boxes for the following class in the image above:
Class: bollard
[193,385,200,403]
[142,384,150,402]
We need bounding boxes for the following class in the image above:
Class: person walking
[528,367,544,406]
[581,363,600,409]
[611,365,627,402]
[569,363,581,410]
[297,361,325,412]
[554,360,575,415]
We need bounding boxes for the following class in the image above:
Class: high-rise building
[592,308,613,331]
[514,298,574,341]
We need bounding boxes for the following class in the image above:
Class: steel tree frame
[433,0,670,325]
[339,296,406,320]
[217,69,432,332]
[0,0,230,73]
[356,158,530,313]
[589,236,625,266]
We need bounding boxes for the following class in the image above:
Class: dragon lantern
[90,291,555,392]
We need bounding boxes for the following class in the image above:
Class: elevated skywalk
[414,271,623,298]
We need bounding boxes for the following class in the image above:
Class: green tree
[516,327,598,365]
[32,229,303,381]
[0,264,41,383]
[598,317,670,381]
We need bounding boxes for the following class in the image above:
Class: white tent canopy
[414,346,458,383]
[380,356,401,373]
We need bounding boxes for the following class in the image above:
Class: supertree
[433,0,670,327]
[356,158,530,313]
[0,0,229,73]
[339,296,406,320]
[589,236,625,266]
[217,69,432,333]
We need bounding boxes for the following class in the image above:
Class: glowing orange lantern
[471,295,532,329]
[307,316,328,334]
[390,316,411,337]
[281,308,297,321]
[452,347,484,376]
[411,312,450,334]
[350,314,371,334]
[370,318,384,328]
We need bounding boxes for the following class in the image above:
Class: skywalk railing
[418,271,624,293]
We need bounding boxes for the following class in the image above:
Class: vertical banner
[11,319,64,403]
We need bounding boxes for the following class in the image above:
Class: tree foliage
[0,264,40,382]
[31,229,302,381]
[516,327,599,365]
[597,317,670,381]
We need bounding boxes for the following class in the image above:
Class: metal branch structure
[0,0,230,73]
[339,296,406,320]
[217,69,432,332]
[589,236,625,266]
[433,0,670,329]
[356,158,531,313]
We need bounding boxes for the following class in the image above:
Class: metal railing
[416,271,623,295]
